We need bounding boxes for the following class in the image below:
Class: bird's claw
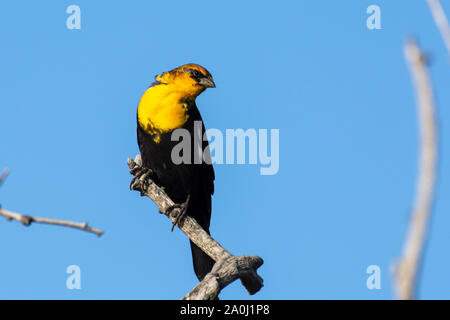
[129,165,153,195]
[165,194,191,232]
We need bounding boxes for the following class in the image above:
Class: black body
[137,102,215,281]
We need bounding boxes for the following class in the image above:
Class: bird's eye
[191,69,202,78]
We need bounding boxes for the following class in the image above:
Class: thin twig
[128,155,264,300]
[0,207,104,236]
[0,168,10,187]
[394,39,438,300]
[426,0,450,58]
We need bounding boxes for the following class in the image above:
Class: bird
[133,63,216,281]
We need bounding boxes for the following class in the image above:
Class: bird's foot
[129,165,154,196]
[165,194,191,232]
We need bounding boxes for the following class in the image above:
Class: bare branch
[0,207,104,237]
[0,168,10,187]
[128,155,264,300]
[427,0,450,58]
[183,255,263,300]
[394,39,438,300]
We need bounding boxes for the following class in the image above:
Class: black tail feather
[190,240,215,281]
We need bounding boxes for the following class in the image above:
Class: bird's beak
[199,77,216,88]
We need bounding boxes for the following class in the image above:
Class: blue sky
[1,1,449,299]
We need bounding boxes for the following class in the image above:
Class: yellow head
[138,64,215,141]
[154,63,216,100]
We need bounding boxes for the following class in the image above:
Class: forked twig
[128,155,263,300]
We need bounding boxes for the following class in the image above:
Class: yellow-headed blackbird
[134,63,216,281]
